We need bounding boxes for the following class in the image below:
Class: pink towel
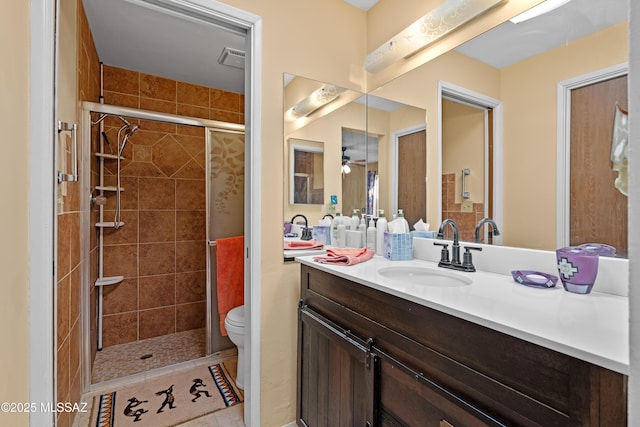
[216,236,244,336]
[313,248,374,266]
[284,239,325,250]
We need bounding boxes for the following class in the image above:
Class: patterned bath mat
[92,360,242,426]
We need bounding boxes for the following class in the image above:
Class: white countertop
[296,254,629,375]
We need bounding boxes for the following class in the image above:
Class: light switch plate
[461,199,473,213]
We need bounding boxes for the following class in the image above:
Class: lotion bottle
[366,219,376,252]
[349,209,360,230]
[376,209,388,255]
[357,217,367,248]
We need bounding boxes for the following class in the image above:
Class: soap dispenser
[366,219,376,251]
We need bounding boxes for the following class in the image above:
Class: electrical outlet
[461,199,474,213]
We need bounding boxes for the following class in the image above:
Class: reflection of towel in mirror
[284,240,324,250]
[611,104,629,196]
[313,248,374,266]
[216,236,244,336]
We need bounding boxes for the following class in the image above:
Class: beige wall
[0,0,29,426]
[0,1,30,425]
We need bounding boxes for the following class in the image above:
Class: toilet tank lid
[227,305,244,325]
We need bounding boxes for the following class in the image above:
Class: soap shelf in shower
[95,152,125,160]
[95,185,124,192]
[95,276,124,287]
[95,221,125,228]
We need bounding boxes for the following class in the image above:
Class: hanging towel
[216,236,244,336]
[283,239,324,250]
[313,248,374,266]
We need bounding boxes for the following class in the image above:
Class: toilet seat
[226,305,244,328]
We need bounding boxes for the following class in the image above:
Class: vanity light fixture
[285,85,346,121]
[509,0,571,24]
[365,0,504,73]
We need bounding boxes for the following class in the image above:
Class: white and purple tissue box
[383,232,413,261]
[312,226,330,245]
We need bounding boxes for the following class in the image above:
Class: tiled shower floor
[92,328,207,383]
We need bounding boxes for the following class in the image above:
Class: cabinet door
[376,350,505,427]
[298,306,377,427]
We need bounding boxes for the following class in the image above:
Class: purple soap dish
[511,270,558,289]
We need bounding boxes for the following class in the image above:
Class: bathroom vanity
[296,256,628,427]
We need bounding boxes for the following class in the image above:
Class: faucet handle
[462,246,482,271]
[434,242,450,264]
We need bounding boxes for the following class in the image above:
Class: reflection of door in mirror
[290,141,324,205]
[570,75,628,257]
[441,98,492,242]
[397,129,426,228]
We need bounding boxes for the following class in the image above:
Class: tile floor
[92,328,207,383]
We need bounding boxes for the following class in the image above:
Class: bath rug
[91,359,242,426]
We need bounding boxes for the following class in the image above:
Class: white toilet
[224,305,245,389]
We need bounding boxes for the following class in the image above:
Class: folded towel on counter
[313,248,374,266]
[284,239,325,250]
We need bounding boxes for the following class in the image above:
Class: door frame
[28,0,263,425]
[438,81,503,244]
[556,63,628,248]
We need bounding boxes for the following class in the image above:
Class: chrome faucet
[474,218,500,243]
[435,219,482,272]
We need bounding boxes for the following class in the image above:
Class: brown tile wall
[97,65,243,348]
[441,173,485,242]
[55,2,101,427]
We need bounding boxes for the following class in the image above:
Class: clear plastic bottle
[366,219,376,252]
[376,209,388,255]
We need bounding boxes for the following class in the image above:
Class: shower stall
[81,101,245,385]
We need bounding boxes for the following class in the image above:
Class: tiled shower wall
[441,172,485,242]
[97,65,244,348]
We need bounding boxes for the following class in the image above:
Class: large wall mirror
[282,0,628,257]
[368,0,628,256]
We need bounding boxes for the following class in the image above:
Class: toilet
[224,305,245,389]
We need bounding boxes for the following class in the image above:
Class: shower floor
[92,328,207,383]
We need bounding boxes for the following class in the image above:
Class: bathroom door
[206,128,245,354]
[570,75,628,256]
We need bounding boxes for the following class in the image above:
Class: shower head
[126,124,140,137]
[118,125,140,155]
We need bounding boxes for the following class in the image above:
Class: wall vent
[218,47,246,69]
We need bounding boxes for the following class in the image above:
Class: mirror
[368,0,628,254]
[283,74,366,226]
[289,139,324,205]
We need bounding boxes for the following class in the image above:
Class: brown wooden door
[570,75,628,256]
[397,130,426,226]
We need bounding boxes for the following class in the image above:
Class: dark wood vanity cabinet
[297,265,627,427]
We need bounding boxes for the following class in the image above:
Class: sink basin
[377,266,472,287]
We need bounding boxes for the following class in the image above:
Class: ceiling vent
[218,47,246,69]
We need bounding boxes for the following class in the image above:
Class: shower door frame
[80,101,245,387]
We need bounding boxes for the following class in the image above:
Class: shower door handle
[57,121,78,183]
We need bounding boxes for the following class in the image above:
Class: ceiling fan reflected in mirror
[341,146,366,174]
